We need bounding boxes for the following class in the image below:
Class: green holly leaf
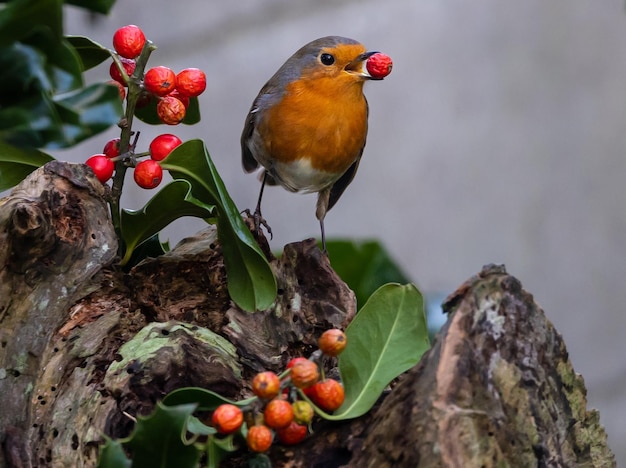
[120,179,216,266]
[0,0,62,47]
[163,386,256,411]
[0,141,54,191]
[160,140,277,312]
[326,240,410,309]
[316,283,429,420]
[123,403,201,467]
[97,437,131,468]
[66,35,112,71]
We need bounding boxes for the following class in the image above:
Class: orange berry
[289,359,319,389]
[276,421,307,445]
[252,371,281,400]
[263,398,294,429]
[246,425,273,452]
[318,329,347,357]
[156,95,186,125]
[144,66,177,97]
[310,379,345,412]
[211,404,243,435]
[176,68,206,97]
[286,357,308,369]
[133,160,163,189]
[103,138,121,158]
[112,25,146,59]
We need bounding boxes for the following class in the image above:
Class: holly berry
[276,421,308,446]
[112,25,146,59]
[246,425,273,453]
[366,53,393,79]
[286,357,308,369]
[103,138,121,159]
[109,58,136,85]
[252,371,281,400]
[85,154,114,183]
[309,379,345,412]
[149,134,182,162]
[106,80,126,101]
[168,89,190,109]
[211,404,243,435]
[289,359,319,389]
[263,398,294,429]
[291,400,314,425]
[156,95,186,125]
[318,329,347,357]
[134,160,163,189]
[144,66,177,96]
[176,68,206,97]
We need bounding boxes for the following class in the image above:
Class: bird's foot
[242,208,273,240]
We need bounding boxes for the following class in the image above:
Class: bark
[0,162,616,467]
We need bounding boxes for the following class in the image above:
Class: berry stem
[109,40,157,257]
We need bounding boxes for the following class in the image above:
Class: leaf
[187,416,217,436]
[64,0,116,15]
[135,96,201,125]
[123,403,201,467]
[326,240,410,309]
[326,283,429,420]
[0,0,62,47]
[160,140,277,312]
[97,437,131,468]
[0,141,54,191]
[120,179,216,265]
[162,386,256,411]
[66,35,112,70]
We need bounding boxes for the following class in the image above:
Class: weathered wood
[348,264,616,467]
[0,162,615,467]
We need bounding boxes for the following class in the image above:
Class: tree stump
[0,162,616,467]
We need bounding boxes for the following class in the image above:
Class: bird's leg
[251,171,273,239]
[316,188,331,253]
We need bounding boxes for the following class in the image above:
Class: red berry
[85,154,114,183]
[252,371,281,400]
[289,359,319,389]
[149,134,182,162]
[168,89,190,109]
[318,329,347,357]
[112,25,146,59]
[246,425,273,453]
[263,398,294,429]
[310,379,345,412]
[276,421,307,446]
[144,66,177,96]
[103,138,121,158]
[366,53,393,79]
[133,160,163,189]
[176,68,206,97]
[109,58,136,85]
[211,404,243,435]
[156,96,186,125]
[106,80,126,100]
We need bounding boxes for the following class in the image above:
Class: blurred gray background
[61,0,625,462]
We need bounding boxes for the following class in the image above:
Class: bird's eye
[320,53,335,66]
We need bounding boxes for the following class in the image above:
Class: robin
[241,36,390,251]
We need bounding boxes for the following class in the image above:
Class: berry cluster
[210,329,348,454]
[85,24,206,189]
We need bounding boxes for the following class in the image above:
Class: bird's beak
[345,51,380,79]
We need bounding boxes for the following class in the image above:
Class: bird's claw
[242,208,273,240]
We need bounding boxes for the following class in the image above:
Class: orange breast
[258,75,368,175]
